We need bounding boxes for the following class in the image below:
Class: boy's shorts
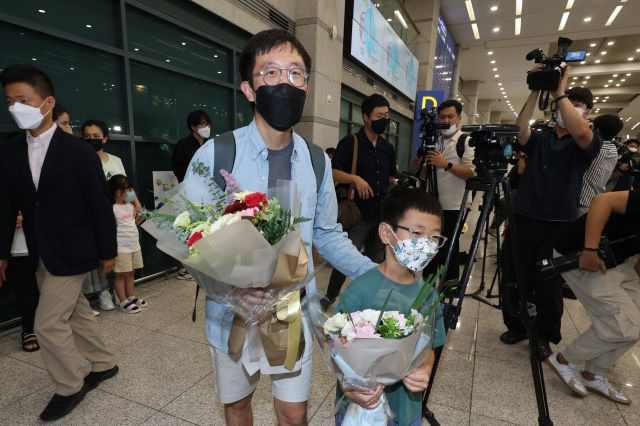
[114,250,143,273]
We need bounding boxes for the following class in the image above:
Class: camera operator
[547,190,640,404]
[609,139,639,191]
[500,65,603,360]
[418,100,475,281]
[577,114,622,216]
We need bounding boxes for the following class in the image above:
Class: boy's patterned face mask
[387,225,440,272]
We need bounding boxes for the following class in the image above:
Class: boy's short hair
[238,29,312,85]
[361,94,390,117]
[187,110,211,130]
[437,99,463,116]
[82,119,109,138]
[0,64,55,98]
[567,87,594,110]
[381,188,443,226]
[53,103,68,121]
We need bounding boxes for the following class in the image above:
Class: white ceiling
[439,0,640,136]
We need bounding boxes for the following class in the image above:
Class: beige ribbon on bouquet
[228,241,308,370]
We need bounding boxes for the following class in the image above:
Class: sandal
[119,300,141,314]
[129,297,148,309]
[22,332,40,352]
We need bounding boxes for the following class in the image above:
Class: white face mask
[441,123,457,136]
[555,106,585,129]
[387,225,440,272]
[197,126,211,139]
[8,98,51,130]
[628,147,638,153]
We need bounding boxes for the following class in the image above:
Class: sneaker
[177,269,193,280]
[98,290,115,311]
[129,296,148,309]
[582,373,631,404]
[113,290,120,305]
[547,353,588,396]
[92,310,101,317]
[119,299,141,314]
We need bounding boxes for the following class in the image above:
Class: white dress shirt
[26,123,57,189]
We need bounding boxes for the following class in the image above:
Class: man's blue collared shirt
[185,119,376,352]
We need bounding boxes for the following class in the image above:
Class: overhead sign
[349,0,419,99]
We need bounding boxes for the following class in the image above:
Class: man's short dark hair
[325,147,336,156]
[82,119,109,138]
[187,110,211,130]
[567,87,594,110]
[437,99,463,116]
[626,139,639,147]
[0,64,55,99]
[53,103,68,121]
[361,94,390,117]
[238,29,312,85]
[593,114,623,141]
[381,188,443,226]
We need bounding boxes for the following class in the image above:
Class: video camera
[526,37,573,92]
[614,140,640,174]
[415,108,450,158]
[537,237,617,280]
[461,124,519,177]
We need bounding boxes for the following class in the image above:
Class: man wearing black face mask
[324,94,398,307]
[184,30,375,425]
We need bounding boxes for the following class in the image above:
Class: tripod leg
[422,345,444,426]
[502,178,553,426]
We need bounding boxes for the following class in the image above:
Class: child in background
[333,188,448,426]
[107,174,147,314]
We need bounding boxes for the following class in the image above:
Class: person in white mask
[418,100,475,283]
[171,109,212,183]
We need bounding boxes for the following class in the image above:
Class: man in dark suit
[0,64,119,422]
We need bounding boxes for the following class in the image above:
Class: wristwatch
[445,162,454,172]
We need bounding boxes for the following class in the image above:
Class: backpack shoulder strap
[301,137,326,193]
[213,131,236,190]
[456,133,468,158]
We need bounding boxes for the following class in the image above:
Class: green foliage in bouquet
[248,199,310,245]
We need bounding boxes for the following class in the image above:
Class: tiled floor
[1,223,639,425]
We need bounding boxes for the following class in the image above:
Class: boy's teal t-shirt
[333,266,447,426]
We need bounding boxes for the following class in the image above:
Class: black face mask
[255,83,306,131]
[370,117,389,135]
[85,138,103,152]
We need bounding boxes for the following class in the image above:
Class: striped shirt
[579,140,618,207]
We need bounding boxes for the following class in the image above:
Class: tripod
[415,133,440,197]
[422,173,553,426]
[466,185,503,309]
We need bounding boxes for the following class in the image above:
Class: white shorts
[210,319,314,404]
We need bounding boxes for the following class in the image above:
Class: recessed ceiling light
[583,17,592,22]
[628,57,635,61]
[605,5,623,26]
[387,18,392,21]
[31,57,37,61]
[490,60,496,64]
[165,59,170,62]
[585,76,590,79]
[573,76,578,80]
[621,79,626,82]
[586,52,591,56]
[613,74,618,77]
[608,80,613,82]
[515,17,521,35]
[580,61,586,64]
[595,59,601,63]
[492,67,498,71]
[69,67,74,70]
[616,83,621,86]
[471,23,480,39]
[498,82,502,85]
[493,26,500,32]
[217,71,222,74]
[605,96,609,99]
[490,5,498,12]
[494,74,500,78]
[637,48,640,53]
[38,9,45,13]
[134,48,139,51]
[607,41,615,46]
[601,51,607,55]
[559,11,570,31]
[604,84,609,87]
[626,73,632,76]
[488,51,494,55]
[582,81,587,85]
[590,43,597,47]
[181,42,186,46]
[85,24,92,28]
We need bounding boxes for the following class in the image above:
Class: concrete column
[489,111,502,124]
[404,0,440,91]
[460,80,479,125]
[477,100,493,124]
[294,0,345,149]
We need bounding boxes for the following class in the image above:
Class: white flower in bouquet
[173,211,191,229]
[233,190,254,201]
[342,321,356,342]
[323,313,348,335]
[359,309,381,325]
[210,212,242,233]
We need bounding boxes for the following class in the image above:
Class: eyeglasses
[252,66,310,87]
[394,225,447,248]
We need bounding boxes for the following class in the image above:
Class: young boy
[334,188,448,426]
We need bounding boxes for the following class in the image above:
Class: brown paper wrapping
[228,241,308,369]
